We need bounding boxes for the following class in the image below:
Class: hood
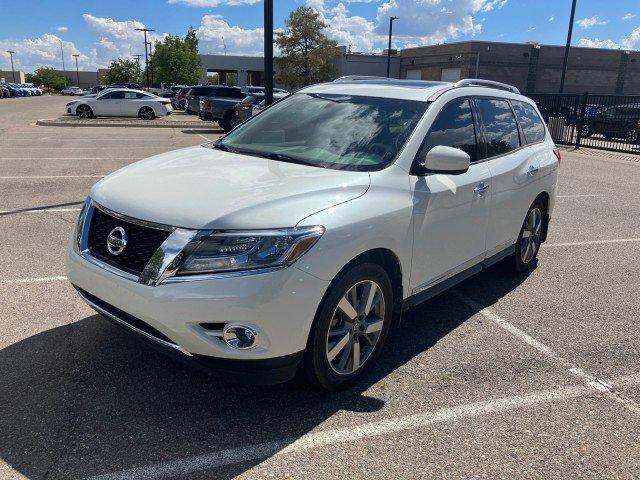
[90,146,370,230]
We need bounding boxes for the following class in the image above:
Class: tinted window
[420,99,478,162]
[101,91,124,99]
[476,98,520,157]
[512,100,546,144]
[123,91,137,99]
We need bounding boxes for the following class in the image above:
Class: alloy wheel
[627,128,638,144]
[521,207,542,264]
[77,106,91,118]
[325,280,385,375]
[140,108,154,120]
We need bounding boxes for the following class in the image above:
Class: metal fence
[527,93,640,154]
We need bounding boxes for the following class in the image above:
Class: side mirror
[416,145,471,175]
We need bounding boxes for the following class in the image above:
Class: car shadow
[0,262,533,479]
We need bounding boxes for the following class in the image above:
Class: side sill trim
[402,245,515,311]
[74,286,192,356]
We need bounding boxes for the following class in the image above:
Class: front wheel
[580,124,591,138]
[512,200,545,272]
[302,263,393,390]
[139,106,156,120]
[626,127,639,144]
[76,105,93,119]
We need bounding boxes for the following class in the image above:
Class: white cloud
[55,26,69,32]
[548,16,554,22]
[622,13,635,21]
[480,0,507,12]
[0,34,91,72]
[577,26,640,50]
[576,15,607,29]
[167,0,259,6]
[196,15,266,55]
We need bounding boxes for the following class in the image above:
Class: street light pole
[72,54,80,88]
[386,16,398,78]
[264,0,273,106]
[59,40,67,86]
[147,41,155,87]
[135,27,154,91]
[559,0,577,93]
[6,50,16,83]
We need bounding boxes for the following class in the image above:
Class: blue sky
[1,0,638,72]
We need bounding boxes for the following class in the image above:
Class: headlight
[73,197,91,253]
[176,226,324,275]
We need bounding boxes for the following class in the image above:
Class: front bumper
[67,244,329,381]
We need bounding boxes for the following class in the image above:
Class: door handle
[527,165,539,175]
[474,182,489,194]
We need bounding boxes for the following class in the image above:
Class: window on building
[511,100,546,144]
[475,98,521,157]
[419,99,478,162]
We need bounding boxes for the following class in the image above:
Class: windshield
[217,93,429,171]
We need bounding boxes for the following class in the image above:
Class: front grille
[87,206,172,276]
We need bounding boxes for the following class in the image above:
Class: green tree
[151,27,203,85]
[275,7,340,89]
[26,67,66,92]
[102,58,143,85]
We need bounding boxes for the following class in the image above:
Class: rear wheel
[580,124,591,137]
[220,111,235,132]
[302,263,393,390]
[139,106,155,120]
[626,127,639,144]
[76,105,93,119]
[512,200,545,272]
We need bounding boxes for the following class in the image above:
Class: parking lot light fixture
[6,50,16,83]
[135,27,155,91]
[72,54,80,88]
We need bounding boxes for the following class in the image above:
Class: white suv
[67,78,559,390]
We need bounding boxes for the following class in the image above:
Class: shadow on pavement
[0,262,533,479]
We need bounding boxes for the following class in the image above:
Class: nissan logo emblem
[107,226,127,256]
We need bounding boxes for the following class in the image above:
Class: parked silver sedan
[66,88,173,119]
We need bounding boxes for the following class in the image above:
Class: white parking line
[544,238,640,248]
[0,175,103,179]
[0,276,67,285]
[87,376,639,480]
[557,194,605,198]
[452,291,640,414]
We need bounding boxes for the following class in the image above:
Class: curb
[36,118,219,129]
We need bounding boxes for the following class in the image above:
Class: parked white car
[61,86,85,96]
[67,78,559,389]
[66,88,173,119]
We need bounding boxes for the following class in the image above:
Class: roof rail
[333,75,388,82]
[454,79,520,94]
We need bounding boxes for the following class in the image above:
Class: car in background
[233,92,289,128]
[581,103,640,143]
[66,88,173,119]
[241,86,289,96]
[62,86,85,96]
[197,86,246,131]
[184,85,220,115]
[0,84,9,98]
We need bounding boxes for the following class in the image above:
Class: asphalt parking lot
[1,95,639,480]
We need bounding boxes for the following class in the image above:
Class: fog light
[223,325,258,349]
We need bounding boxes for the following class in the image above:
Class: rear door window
[475,98,521,157]
[511,100,546,144]
[419,99,478,162]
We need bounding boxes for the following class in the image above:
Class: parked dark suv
[581,104,640,144]
[198,86,245,130]
[185,86,219,115]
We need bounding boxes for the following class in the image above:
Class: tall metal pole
[559,0,577,93]
[147,42,154,87]
[264,0,273,106]
[72,54,80,88]
[135,27,154,91]
[386,16,398,78]
[59,40,67,86]
[7,50,16,83]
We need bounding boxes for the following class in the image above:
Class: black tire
[76,105,93,119]
[220,111,236,132]
[626,127,639,145]
[139,107,156,120]
[302,263,393,391]
[512,199,546,272]
[70,92,75,96]
[580,124,591,138]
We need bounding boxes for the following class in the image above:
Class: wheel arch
[535,191,550,243]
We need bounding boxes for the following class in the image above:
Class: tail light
[553,147,561,163]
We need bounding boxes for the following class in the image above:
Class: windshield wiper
[261,151,325,168]
[211,143,232,152]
